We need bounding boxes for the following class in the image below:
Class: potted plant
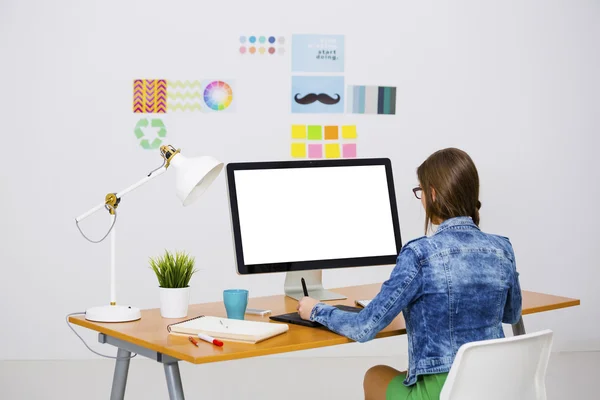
[149,250,197,318]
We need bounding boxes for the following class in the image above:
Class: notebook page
[177,316,287,336]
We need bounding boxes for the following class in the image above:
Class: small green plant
[149,250,197,288]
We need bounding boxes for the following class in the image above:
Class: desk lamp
[75,145,223,322]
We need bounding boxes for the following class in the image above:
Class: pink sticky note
[342,143,357,158]
[308,144,323,159]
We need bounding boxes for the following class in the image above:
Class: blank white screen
[233,165,398,265]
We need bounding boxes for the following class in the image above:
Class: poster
[291,76,345,114]
[346,85,397,115]
[133,79,167,113]
[292,34,345,73]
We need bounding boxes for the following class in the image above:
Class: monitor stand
[284,270,347,301]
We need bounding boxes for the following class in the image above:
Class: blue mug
[223,289,249,320]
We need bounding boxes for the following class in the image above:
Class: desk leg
[512,316,526,336]
[164,362,185,400]
[110,348,131,400]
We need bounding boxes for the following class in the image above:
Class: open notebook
[167,316,289,344]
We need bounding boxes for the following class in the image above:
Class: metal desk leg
[164,361,185,400]
[99,333,186,399]
[110,348,131,400]
[512,316,526,336]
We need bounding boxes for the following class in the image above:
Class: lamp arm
[75,202,108,223]
[116,166,167,199]
[75,166,168,223]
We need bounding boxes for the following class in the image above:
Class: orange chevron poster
[133,79,167,113]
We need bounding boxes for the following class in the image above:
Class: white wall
[0,0,598,361]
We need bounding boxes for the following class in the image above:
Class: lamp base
[85,305,141,322]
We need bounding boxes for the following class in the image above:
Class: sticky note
[325,143,341,159]
[342,143,357,158]
[291,125,306,139]
[291,143,307,158]
[308,144,323,159]
[341,125,357,139]
[324,126,339,140]
[307,125,322,140]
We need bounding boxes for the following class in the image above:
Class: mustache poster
[291,76,345,114]
[294,93,341,105]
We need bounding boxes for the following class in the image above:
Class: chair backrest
[440,330,553,400]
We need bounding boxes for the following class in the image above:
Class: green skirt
[386,373,448,400]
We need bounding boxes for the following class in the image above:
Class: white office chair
[440,329,554,400]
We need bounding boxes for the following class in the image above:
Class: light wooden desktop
[69,283,580,400]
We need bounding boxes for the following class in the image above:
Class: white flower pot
[159,287,190,318]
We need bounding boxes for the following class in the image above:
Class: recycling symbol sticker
[134,118,167,149]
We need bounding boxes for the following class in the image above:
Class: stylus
[301,277,309,297]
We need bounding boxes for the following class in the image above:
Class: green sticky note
[307,125,322,140]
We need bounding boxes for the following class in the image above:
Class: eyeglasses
[412,187,422,200]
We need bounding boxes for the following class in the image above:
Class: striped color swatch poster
[347,85,396,115]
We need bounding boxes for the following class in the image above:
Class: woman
[298,148,522,400]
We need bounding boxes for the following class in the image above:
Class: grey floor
[1,351,598,399]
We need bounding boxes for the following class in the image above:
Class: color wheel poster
[292,34,345,73]
[201,80,236,113]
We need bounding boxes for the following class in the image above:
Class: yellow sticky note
[341,125,357,139]
[291,125,307,139]
[325,143,341,159]
[291,143,307,158]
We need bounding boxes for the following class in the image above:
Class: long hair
[417,148,481,234]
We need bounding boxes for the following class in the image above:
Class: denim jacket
[310,216,522,386]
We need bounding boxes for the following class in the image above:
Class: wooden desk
[69,284,579,400]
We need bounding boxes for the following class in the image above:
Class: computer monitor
[226,158,402,300]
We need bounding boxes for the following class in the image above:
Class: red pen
[189,334,224,347]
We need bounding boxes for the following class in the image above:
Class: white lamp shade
[169,153,224,206]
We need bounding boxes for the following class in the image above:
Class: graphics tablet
[269,305,362,327]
